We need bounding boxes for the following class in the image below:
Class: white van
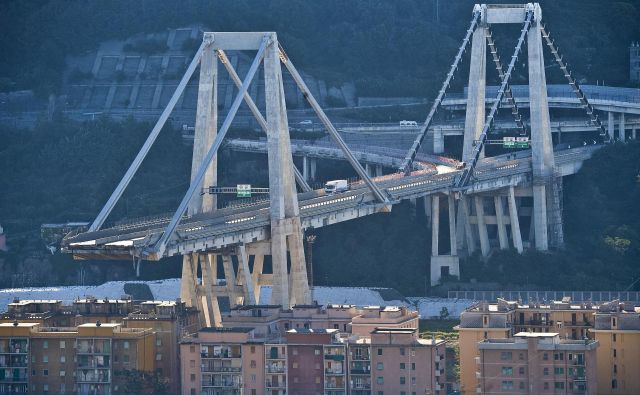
[400,120,418,127]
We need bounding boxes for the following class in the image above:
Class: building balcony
[201,366,242,373]
[0,376,28,383]
[201,353,241,359]
[565,321,592,327]
[350,368,370,375]
[202,380,242,388]
[266,366,286,374]
[324,354,345,361]
[350,383,372,390]
[325,369,344,375]
[265,380,286,389]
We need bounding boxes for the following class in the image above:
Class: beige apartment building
[0,298,199,394]
[590,300,640,395]
[0,321,155,395]
[477,332,598,395]
[456,298,599,395]
[179,304,446,395]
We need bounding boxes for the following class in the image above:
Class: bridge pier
[608,111,615,141]
[619,112,626,142]
[494,195,509,250]
[474,196,491,257]
[310,157,317,181]
[433,129,444,154]
[430,193,460,286]
[375,165,383,177]
[508,186,524,253]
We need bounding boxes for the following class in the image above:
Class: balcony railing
[201,366,242,373]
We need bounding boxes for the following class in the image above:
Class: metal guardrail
[447,290,640,302]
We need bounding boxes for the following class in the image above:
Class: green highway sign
[503,137,529,149]
[237,184,251,198]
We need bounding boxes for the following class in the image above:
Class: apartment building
[590,300,640,395]
[179,305,444,395]
[0,321,155,395]
[456,298,598,395]
[477,332,598,395]
[0,298,199,394]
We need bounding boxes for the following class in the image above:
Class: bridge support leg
[475,196,490,257]
[424,196,432,226]
[310,158,317,181]
[433,129,444,154]
[448,193,457,255]
[365,163,372,177]
[375,165,383,177]
[252,255,264,304]
[189,40,218,215]
[238,245,256,305]
[201,253,222,327]
[608,112,615,141]
[303,155,310,181]
[619,113,626,142]
[222,254,241,307]
[632,127,637,140]
[265,39,310,308]
[528,10,555,251]
[494,195,508,250]
[461,195,476,255]
[431,195,440,256]
[180,253,206,327]
[508,186,523,253]
[462,25,487,162]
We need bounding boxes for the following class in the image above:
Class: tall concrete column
[632,127,637,140]
[189,35,217,215]
[375,165,383,177]
[365,163,372,177]
[251,255,264,304]
[238,245,256,305]
[302,155,310,181]
[433,129,444,154]
[201,253,222,327]
[460,195,476,255]
[431,195,440,256]
[310,158,317,181]
[462,26,487,162]
[608,112,615,141]
[264,36,310,307]
[494,195,508,250]
[424,196,432,225]
[508,186,524,253]
[180,253,205,327]
[222,255,240,307]
[619,113,626,142]
[475,196,490,256]
[448,194,457,255]
[528,9,555,251]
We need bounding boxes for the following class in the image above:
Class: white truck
[324,179,349,194]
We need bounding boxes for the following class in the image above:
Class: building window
[400,363,406,370]
[519,381,525,389]
[613,334,617,342]
[315,349,321,355]
[250,360,256,368]
[519,367,525,375]
[411,363,415,370]
[501,381,514,390]
[554,367,564,375]
[500,352,512,361]
[544,382,549,390]
[189,360,195,368]
[31,370,35,376]
[377,377,384,385]
[518,352,524,360]
[377,362,384,370]
[250,345,256,354]
[60,370,65,377]
[334,324,339,329]
[124,341,130,349]
[251,374,256,383]
[411,350,415,357]
[378,348,383,356]
[191,389,196,395]
[43,341,48,349]
[60,341,65,349]
[555,382,565,389]
[190,374,195,382]
[124,355,130,363]
[251,390,256,395]
[60,355,66,363]
[502,367,513,376]
[156,353,162,361]
[543,353,548,360]
[190,345,195,353]
[400,376,406,385]
[411,376,416,384]
[554,352,564,361]
[316,376,321,384]
[292,362,298,369]
[378,392,384,395]
[43,384,49,393]
[60,383,66,394]
[400,347,405,356]
[156,338,162,346]
[612,379,618,389]
[613,349,617,358]
[315,362,321,369]
[544,368,549,376]
[43,370,49,377]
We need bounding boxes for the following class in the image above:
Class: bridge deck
[61,146,599,261]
